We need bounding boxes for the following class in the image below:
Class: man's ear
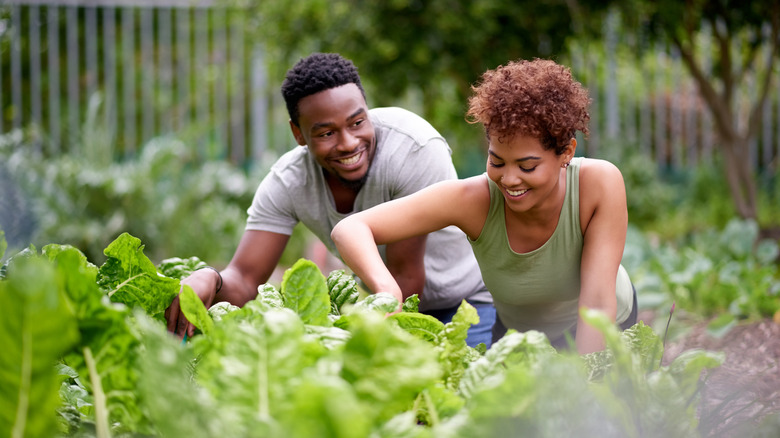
[289,120,307,146]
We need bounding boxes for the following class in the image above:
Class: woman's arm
[576,159,628,354]
[332,176,488,304]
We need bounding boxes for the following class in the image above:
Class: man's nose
[336,130,360,151]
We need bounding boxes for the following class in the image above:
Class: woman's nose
[500,170,522,186]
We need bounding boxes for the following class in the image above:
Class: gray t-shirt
[246,107,491,311]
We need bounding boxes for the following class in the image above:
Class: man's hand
[165,268,221,338]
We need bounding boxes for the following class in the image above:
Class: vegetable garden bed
[2,232,778,437]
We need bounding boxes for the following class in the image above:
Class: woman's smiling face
[486,134,573,214]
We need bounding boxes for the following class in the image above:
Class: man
[165,53,494,347]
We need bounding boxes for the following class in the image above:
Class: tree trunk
[720,136,759,220]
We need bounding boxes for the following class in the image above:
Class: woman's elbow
[331,217,357,245]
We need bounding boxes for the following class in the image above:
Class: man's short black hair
[282,53,366,126]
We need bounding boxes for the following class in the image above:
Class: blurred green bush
[0,130,263,265]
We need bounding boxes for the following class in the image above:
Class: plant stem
[12,330,32,438]
[84,346,112,438]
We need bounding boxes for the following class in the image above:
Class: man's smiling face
[290,83,376,187]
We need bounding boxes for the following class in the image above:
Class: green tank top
[468,157,633,340]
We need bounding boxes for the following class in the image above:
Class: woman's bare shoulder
[579,158,625,190]
[449,174,492,238]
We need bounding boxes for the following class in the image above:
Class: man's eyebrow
[347,108,367,120]
[311,108,367,130]
[488,150,541,162]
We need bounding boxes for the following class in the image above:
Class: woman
[331,59,636,354]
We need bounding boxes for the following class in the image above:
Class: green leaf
[281,259,331,326]
[52,246,149,433]
[133,312,224,438]
[458,330,555,400]
[402,294,420,313]
[277,375,372,438]
[0,256,79,438]
[340,312,442,423]
[352,292,401,314]
[157,256,208,280]
[179,285,215,336]
[621,321,664,374]
[705,313,736,339]
[257,283,284,309]
[326,269,360,314]
[207,301,240,322]
[97,233,181,321]
[192,308,323,436]
[666,349,725,397]
[0,229,6,260]
[389,312,445,344]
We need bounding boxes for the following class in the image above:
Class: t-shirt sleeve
[245,171,298,235]
[391,137,457,199]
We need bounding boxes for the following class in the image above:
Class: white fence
[1,1,779,172]
[0,0,268,165]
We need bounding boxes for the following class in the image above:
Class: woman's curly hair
[467,58,591,155]
[282,52,366,126]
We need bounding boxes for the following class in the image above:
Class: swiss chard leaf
[257,283,284,309]
[179,285,214,336]
[52,246,149,435]
[157,256,208,280]
[0,256,79,438]
[341,312,442,423]
[402,294,420,313]
[281,259,331,326]
[191,307,325,436]
[133,312,224,438]
[326,269,360,314]
[97,232,180,322]
[352,292,400,314]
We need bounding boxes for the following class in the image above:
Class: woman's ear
[289,120,307,146]
[565,138,577,162]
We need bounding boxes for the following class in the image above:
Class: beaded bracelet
[199,266,223,294]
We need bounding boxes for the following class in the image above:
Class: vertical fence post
[29,5,42,152]
[85,6,98,106]
[194,7,209,157]
[11,5,23,131]
[229,9,246,165]
[122,6,136,155]
[140,7,154,144]
[251,45,267,170]
[212,6,228,160]
[66,6,79,150]
[103,6,117,153]
[175,6,190,133]
[158,6,172,134]
[47,5,60,154]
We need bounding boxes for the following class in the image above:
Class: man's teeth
[338,154,361,165]
[507,188,528,196]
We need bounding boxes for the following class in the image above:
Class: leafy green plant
[0,132,258,265]
[1,232,731,437]
[624,218,780,336]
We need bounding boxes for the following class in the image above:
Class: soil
[641,310,780,437]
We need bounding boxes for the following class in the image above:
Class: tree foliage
[604,0,779,220]
[241,0,780,221]
[240,0,612,171]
